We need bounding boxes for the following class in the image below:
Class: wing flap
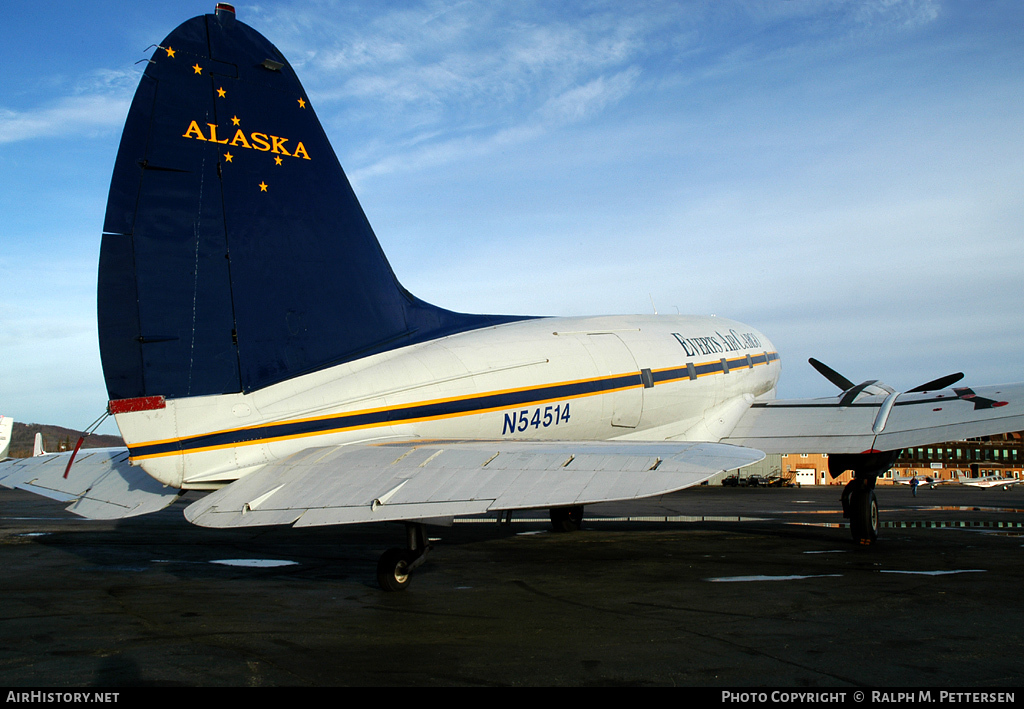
[184,440,764,529]
[0,448,181,519]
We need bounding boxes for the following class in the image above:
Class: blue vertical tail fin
[99,4,523,403]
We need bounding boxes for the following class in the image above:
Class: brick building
[776,433,1024,485]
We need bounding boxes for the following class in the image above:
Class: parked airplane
[951,472,1022,489]
[3,5,1024,590]
[893,471,1021,490]
[893,474,937,489]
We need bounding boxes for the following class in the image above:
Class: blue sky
[1,0,1023,434]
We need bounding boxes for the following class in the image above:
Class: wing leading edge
[183,439,764,529]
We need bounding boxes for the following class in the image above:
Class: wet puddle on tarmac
[705,574,843,582]
[210,559,300,568]
[788,520,1024,530]
[879,569,985,576]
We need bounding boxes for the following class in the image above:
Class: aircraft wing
[184,440,763,529]
[0,448,182,519]
[720,383,1024,454]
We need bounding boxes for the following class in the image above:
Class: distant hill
[8,423,124,458]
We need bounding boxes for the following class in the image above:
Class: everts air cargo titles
[4,4,1023,590]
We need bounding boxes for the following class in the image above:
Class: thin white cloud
[277,0,953,188]
[268,1,645,115]
[853,0,941,30]
[0,93,130,144]
[318,15,639,109]
[537,67,640,124]
[348,65,640,182]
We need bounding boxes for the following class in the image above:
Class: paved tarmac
[1,483,1022,687]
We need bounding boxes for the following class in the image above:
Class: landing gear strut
[550,505,584,532]
[377,522,431,592]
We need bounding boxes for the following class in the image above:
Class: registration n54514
[502,403,571,435]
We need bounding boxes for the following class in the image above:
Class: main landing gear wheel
[377,548,414,592]
[550,505,584,532]
[833,452,895,546]
[844,485,879,545]
[376,522,431,592]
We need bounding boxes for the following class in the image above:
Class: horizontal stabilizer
[184,439,764,528]
[722,382,1024,454]
[0,448,181,519]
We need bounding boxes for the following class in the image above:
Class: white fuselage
[113,314,780,489]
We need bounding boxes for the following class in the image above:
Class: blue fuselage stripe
[128,351,781,458]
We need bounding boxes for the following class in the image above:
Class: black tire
[550,505,584,533]
[849,489,879,545]
[377,548,413,592]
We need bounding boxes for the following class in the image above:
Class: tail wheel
[377,548,413,592]
[849,489,879,545]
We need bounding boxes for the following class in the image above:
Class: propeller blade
[811,358,963,396]
[907,372,964,393]
[808,358,855,391]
